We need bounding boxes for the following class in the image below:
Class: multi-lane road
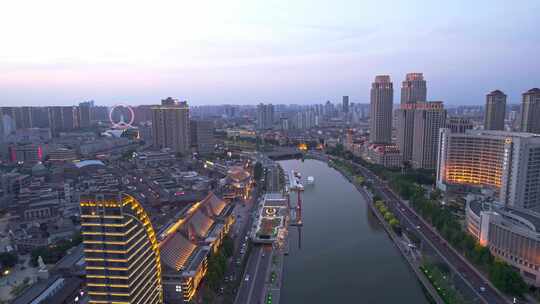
[346,158,510,304]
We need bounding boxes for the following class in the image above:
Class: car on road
[480,286,486,292]
[244,275,250,282]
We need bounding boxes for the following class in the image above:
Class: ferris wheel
[109,104,135,129]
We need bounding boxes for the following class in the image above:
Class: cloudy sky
[1,0,539,106]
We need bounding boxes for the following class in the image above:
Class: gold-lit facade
[81,193,163,304]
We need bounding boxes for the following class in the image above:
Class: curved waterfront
[279,159,428,304]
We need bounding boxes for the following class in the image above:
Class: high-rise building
[484,90,506,131]
[48,106,78,136]
[80,193,163,304]
[370,75,393,144]
[520,88,540,133]
[400,73,426,104]
[152,98,191,155]
[342,96,349,114]
[256,103,274,130]
[412,101,446,169]
[78,101,94,128]
[396,73,428,162]
[437,129,540,211]
[446,117,473,133]
[190,120,215,155]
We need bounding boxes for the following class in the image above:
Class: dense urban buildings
[80,193,163,304]
[484,90,506,131]
[190,120,215,155]
[520,88,540,133]
[437,129,540,211]
[256,103,275,130]
[369,75,393,144]
[152,98,191,154]
[411,101,446,169]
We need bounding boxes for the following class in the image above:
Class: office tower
[437,129,540,211]
[401,73,427,104]
[412,101,446,169]
[342,96,350,113]
[446,117,473,133]
[520,88,540,133]
[190,120,215,155]
[151,98,191,154]
[256,103,274,130]
[484,90,506,130]
[80,193,163,304]
[369,75,393,144]
[78,101,93,128]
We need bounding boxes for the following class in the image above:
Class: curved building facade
[80,193,163,304]
[466,196,540,286]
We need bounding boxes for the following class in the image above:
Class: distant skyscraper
[78,101,93,128]
[484,90,506,131]
[520,88,540,134]
[81,193,163,304]
[152,97,191,154]
[342,96,350,114]
[256,103,274,130]
[412,101,446,169]
[370,75,393,144]
[47,106,78,136]
[401,73,427,104]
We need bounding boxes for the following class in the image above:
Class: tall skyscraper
[412,101,446,169]
[256,103,274,130]
[396,73,428,161]
[520,88,540,134]
[152,98,191,154]
[370,75,393,144]
[342,96,350,114]
[80,193,163,304]
[484,90,506,131]
[400,73,427,104]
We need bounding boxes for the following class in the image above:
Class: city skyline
[1,0,539,106]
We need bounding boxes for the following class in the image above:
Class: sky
[0,0,539,106]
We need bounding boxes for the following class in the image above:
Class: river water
[279,159,428,304]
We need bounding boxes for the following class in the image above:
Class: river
[279,159,429,304]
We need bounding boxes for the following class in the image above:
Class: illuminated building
[160,192,234,303]
[466,194,540,286]
[437,129,540,211]
[369,75,393,144]
[484,90,506,131]
[8,144,42,164]
[80,193,163,304]
[152,98,191,154]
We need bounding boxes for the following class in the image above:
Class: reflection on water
[279,159,428,304]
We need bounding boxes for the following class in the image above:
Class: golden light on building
[298,143,308,151]
[81,194,163,304]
